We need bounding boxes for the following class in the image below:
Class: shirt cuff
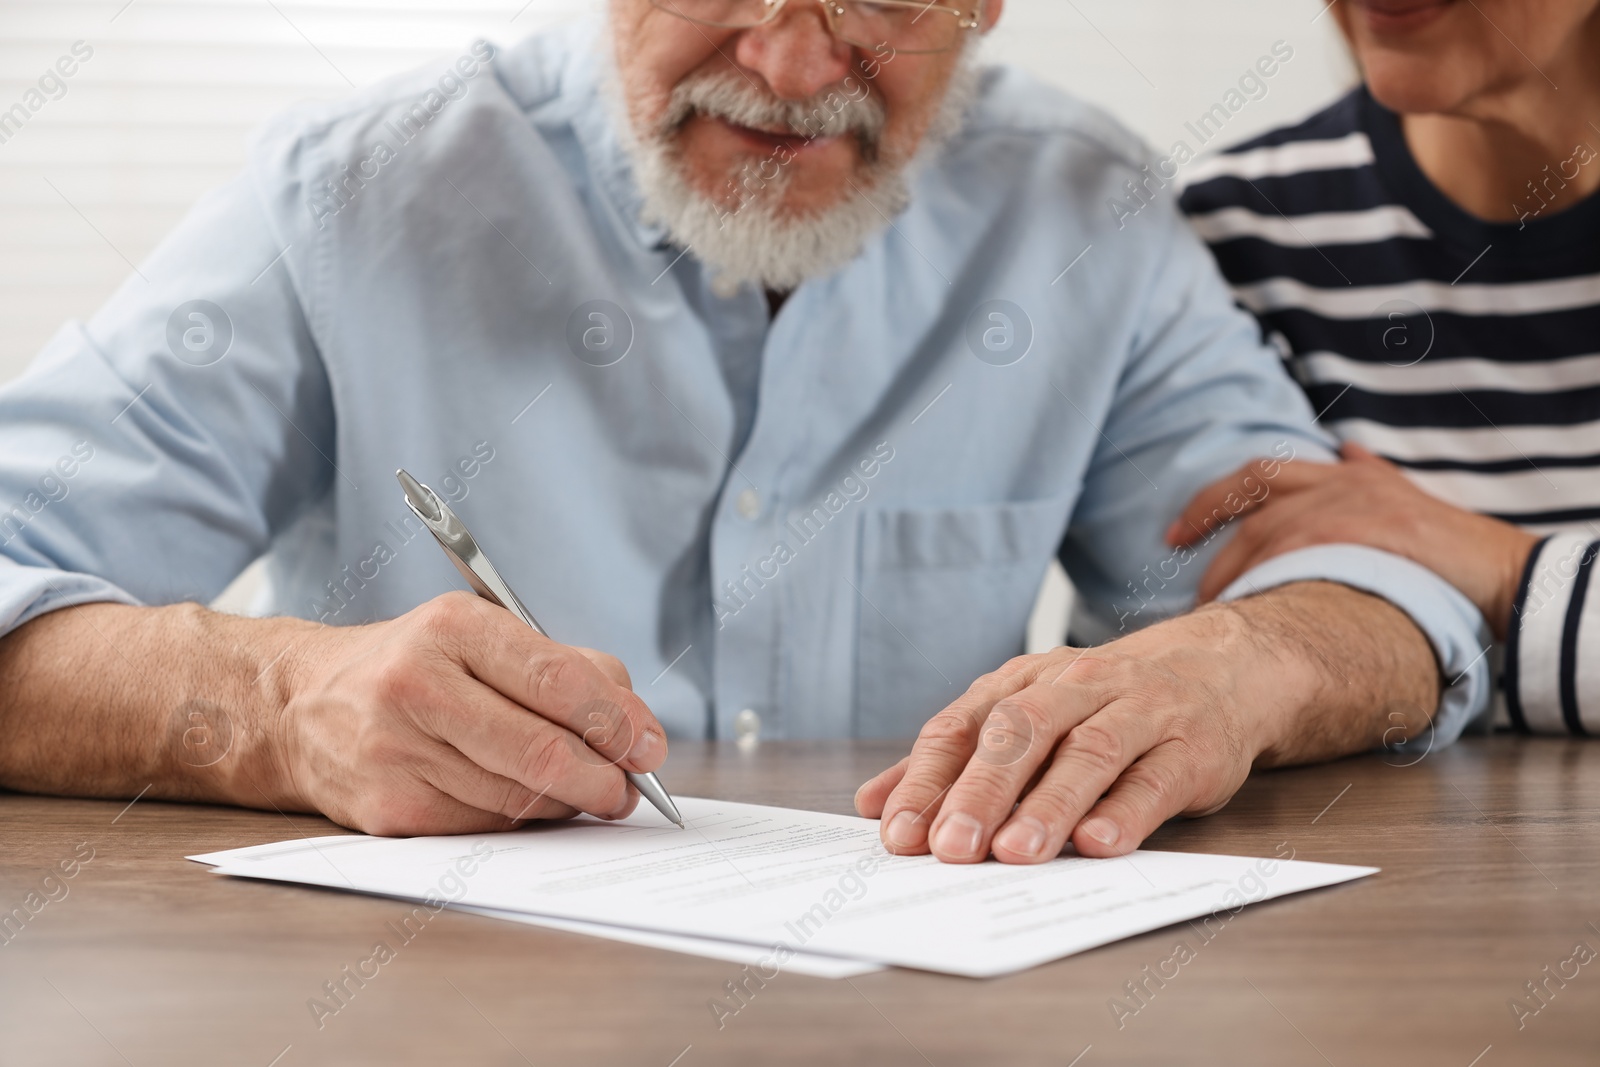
[1216,544,1492,750]
[1504,532,1599,735]
[0,558,141,638]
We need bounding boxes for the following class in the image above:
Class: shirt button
[734,488,762,520]
[733,708,762,746]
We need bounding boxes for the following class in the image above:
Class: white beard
[609,46,978,296]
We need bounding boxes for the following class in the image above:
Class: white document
[450,906,882,978]
[188,842,881,980]
[197,797,1376,978]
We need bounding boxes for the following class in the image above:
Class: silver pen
[396,469,685,829]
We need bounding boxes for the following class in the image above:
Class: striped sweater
[1179,87,1600,736]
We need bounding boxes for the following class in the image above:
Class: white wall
[0,0,1354,634]
[991,1,1355,156]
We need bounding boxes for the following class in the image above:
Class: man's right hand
[276,591,667,836]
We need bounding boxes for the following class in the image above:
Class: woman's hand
[1168,443,1538,639]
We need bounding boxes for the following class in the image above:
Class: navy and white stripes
[1507,534,1600,734]
[1180,87,1600,736]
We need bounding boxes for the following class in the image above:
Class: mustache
[656,68,888,155]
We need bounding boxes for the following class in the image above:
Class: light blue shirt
[0,23,1489,743]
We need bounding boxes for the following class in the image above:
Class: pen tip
[395,468,441,521]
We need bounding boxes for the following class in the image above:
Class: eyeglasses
[648,0,983,55]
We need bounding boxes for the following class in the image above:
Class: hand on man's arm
[1170,443,1540,640]
[855,581,1440,863]
[0,593,668,835]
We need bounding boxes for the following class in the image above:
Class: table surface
[2,737,1597,1067]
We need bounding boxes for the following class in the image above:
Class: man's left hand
[856,578,1441,863]
[855,606,1288,863]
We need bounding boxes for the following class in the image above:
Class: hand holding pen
[397,469,684,828]
[239,475,680,838]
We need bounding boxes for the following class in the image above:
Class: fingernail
[995,816,1047,858]
[886,811,924,850]
[627,731,662,769]
[932,812,984,859]
[1080,817,1120,849]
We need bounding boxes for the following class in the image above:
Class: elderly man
[0,0,1486,864]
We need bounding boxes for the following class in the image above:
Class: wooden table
[2,738,1597,1066]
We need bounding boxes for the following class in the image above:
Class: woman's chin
[1359,57,1475,116]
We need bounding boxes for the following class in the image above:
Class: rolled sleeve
[1218,544,1493,748]
[0,558,141,635]
[1060,177,1340,639]
[0,134,335,643]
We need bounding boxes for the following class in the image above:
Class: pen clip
[395,469,549,637]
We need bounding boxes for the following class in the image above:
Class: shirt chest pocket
[853,494,1074,738]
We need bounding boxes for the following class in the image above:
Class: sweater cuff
[1505,532,1600,735]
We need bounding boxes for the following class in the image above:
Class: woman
[1175,0,1600,735]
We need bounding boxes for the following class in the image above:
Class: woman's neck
[1401,30,1600,224]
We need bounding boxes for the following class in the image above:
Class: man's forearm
[2,592,671,835]
[1222,581,1442,768]
[0,602,312,807]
